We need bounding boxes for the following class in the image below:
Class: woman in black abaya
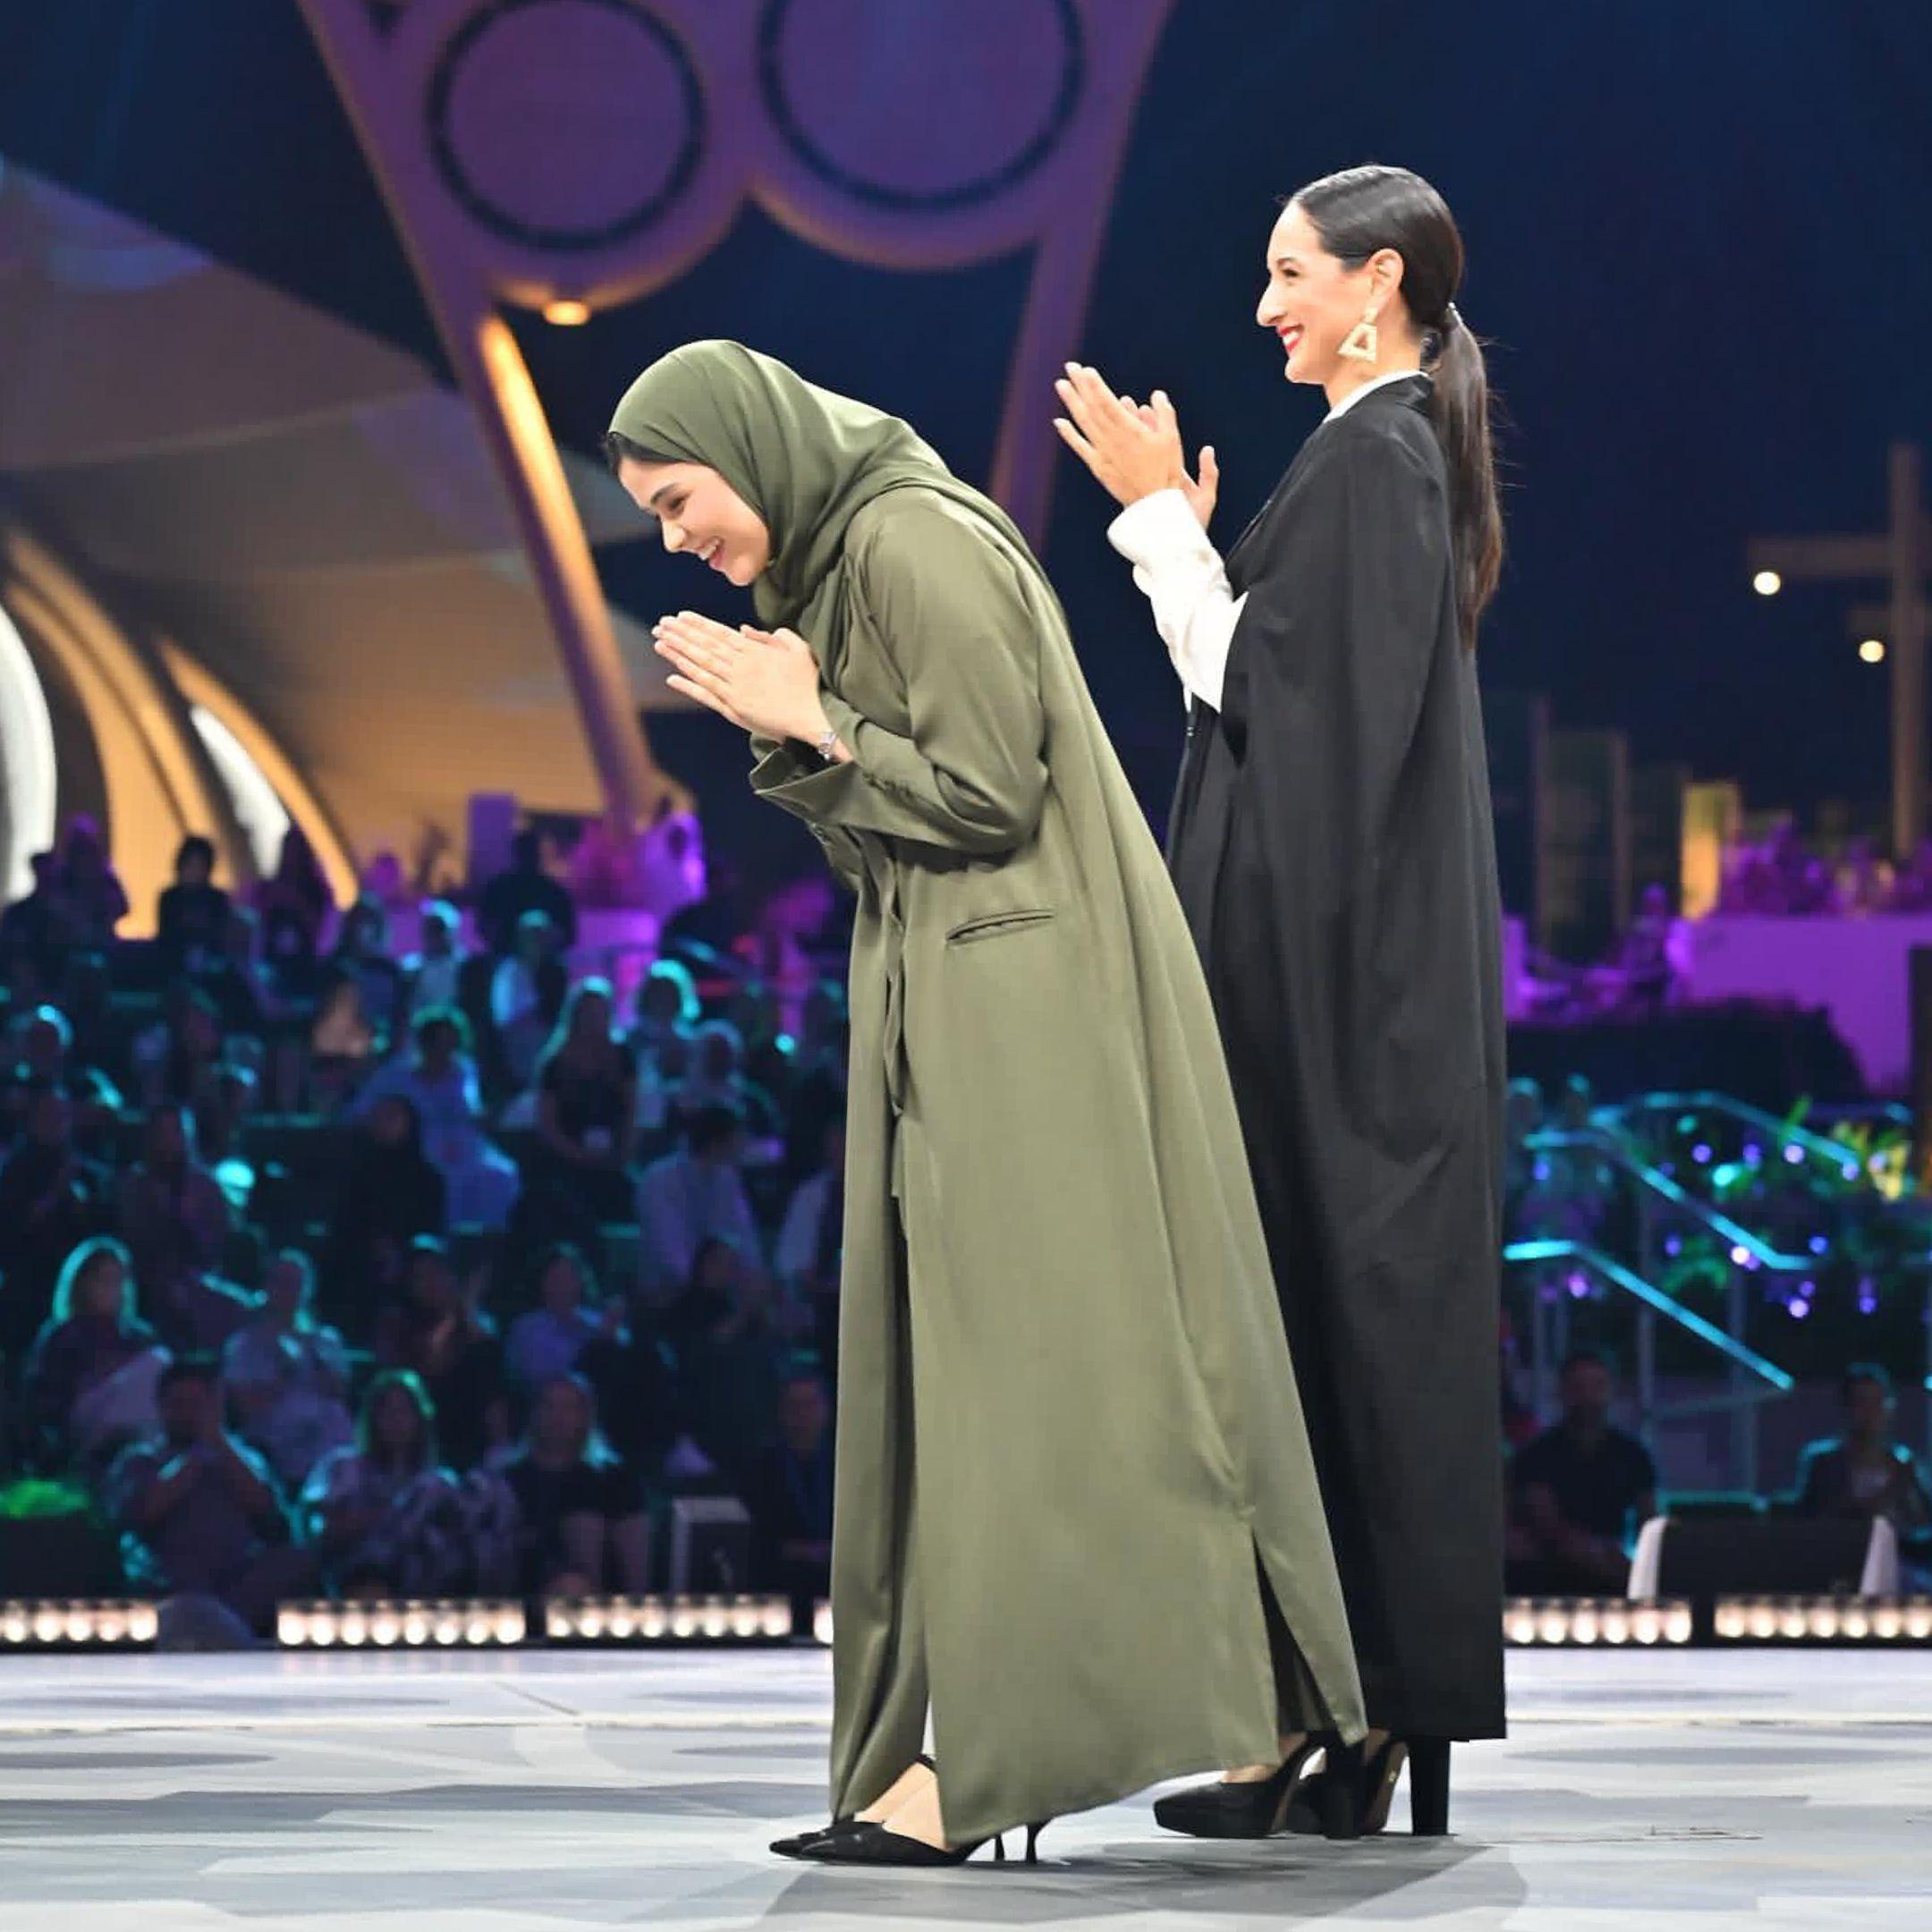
[1056,164,1507,1839]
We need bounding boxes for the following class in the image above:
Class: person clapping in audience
[223,1249,354,1490]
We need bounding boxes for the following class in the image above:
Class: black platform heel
[769,1751,936,1860]
[1290,1734,1453,1839]
[1150,1736,1324,1838]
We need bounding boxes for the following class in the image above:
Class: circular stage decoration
[758,0,1084,211]
[428,0,704,251]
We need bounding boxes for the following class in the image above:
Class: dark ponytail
[1292,165,1504,648]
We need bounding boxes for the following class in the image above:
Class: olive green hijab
[606,340,1034,631]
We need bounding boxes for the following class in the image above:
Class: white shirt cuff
[1106,488,1205,569]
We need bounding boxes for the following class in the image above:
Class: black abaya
[1168,373,1507,1740]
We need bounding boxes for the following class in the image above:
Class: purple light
[1533,1159,1551,1183]
[1693,1144,1713,1164]
[1809,1235,1829,1255]
[1664,1235,1683,1258]
[1859,1288,1879,1315]
[1743,1142,1763,1165]
[1785,1297,1810,1318]
[1784,1144,1806,1165]
[1566,1271,1591,1300]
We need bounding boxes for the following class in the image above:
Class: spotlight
[542,298,592,326]
[1860,639,1886,664]
[1753,570,1783,596]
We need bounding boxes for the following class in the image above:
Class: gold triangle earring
[1338,309,1380,362]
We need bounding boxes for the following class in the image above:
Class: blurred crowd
[0,816,849,1643]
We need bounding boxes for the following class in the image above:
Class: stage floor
[0,1644,1928,1929]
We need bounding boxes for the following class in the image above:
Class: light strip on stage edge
[1504,1597,1695,1647]
[0,1600,159,1648]
[1712,1595,1932,1643]
[0,594,60,901]
[544,1594,793,1643]
[276,1600,526,1649]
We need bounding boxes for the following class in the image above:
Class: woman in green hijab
[607,341,1362,1866]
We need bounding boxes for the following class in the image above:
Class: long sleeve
[1106,488,1246,712]
[750,501,1047,857]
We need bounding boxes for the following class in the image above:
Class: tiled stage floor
[1,1643,1928,1929]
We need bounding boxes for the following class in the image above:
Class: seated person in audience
[131,983,226,1114]
[1794,1364,1932,1557]
[504,1242,620,1400]
[106,1355,314,1640]
[156,835,233,977]
[744,1360,834,1610]
[479,826,579,956]
[404,899,468,1017]
[53,815,131,950]
[0,1080,107,1354]
[629,960,699,1136]
[497,1371,650,1597]
[223,1249,354,1490]
[782,981,848,1181]
[635,1105,763,1303]
[774,1118,844,1366]
[491,910,568,1092]
[301,1369,470,1598]
[0,1004,123,1150]
[527,979,637,1223]
[675,1241,786,1490]
[197,906,281,1040]
[356,1008,520,1230]
[630,958,699,1063]
[195,1059,260,1181]
[21,1235,167,1471]
[666,1021,782,1155]
[114,1102,237,1349]
[1508,1349,1657,1595]
[324,1095,447,1330]
[373,1236,507,1470]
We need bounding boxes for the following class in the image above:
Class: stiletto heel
[1408,1735,1451,1836]
[1024,1819,1048,1863]
[1356,1738,1408,1836]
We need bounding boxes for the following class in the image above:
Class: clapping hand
[1053,363,1218,529]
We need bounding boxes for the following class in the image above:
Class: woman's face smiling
[616,459,772,587]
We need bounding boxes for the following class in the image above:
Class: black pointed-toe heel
[1151,1738,1323,1839]
[1407,1735,1452,1836]
[1023,1819,1050,1863]
[799,1820,1007,1866]
[770,1752,937,1860]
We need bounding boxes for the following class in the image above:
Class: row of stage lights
[12,1594,1932,1654]
[1504,1597,1695,1648]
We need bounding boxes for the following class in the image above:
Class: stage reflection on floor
[0,1644,1928,1930]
